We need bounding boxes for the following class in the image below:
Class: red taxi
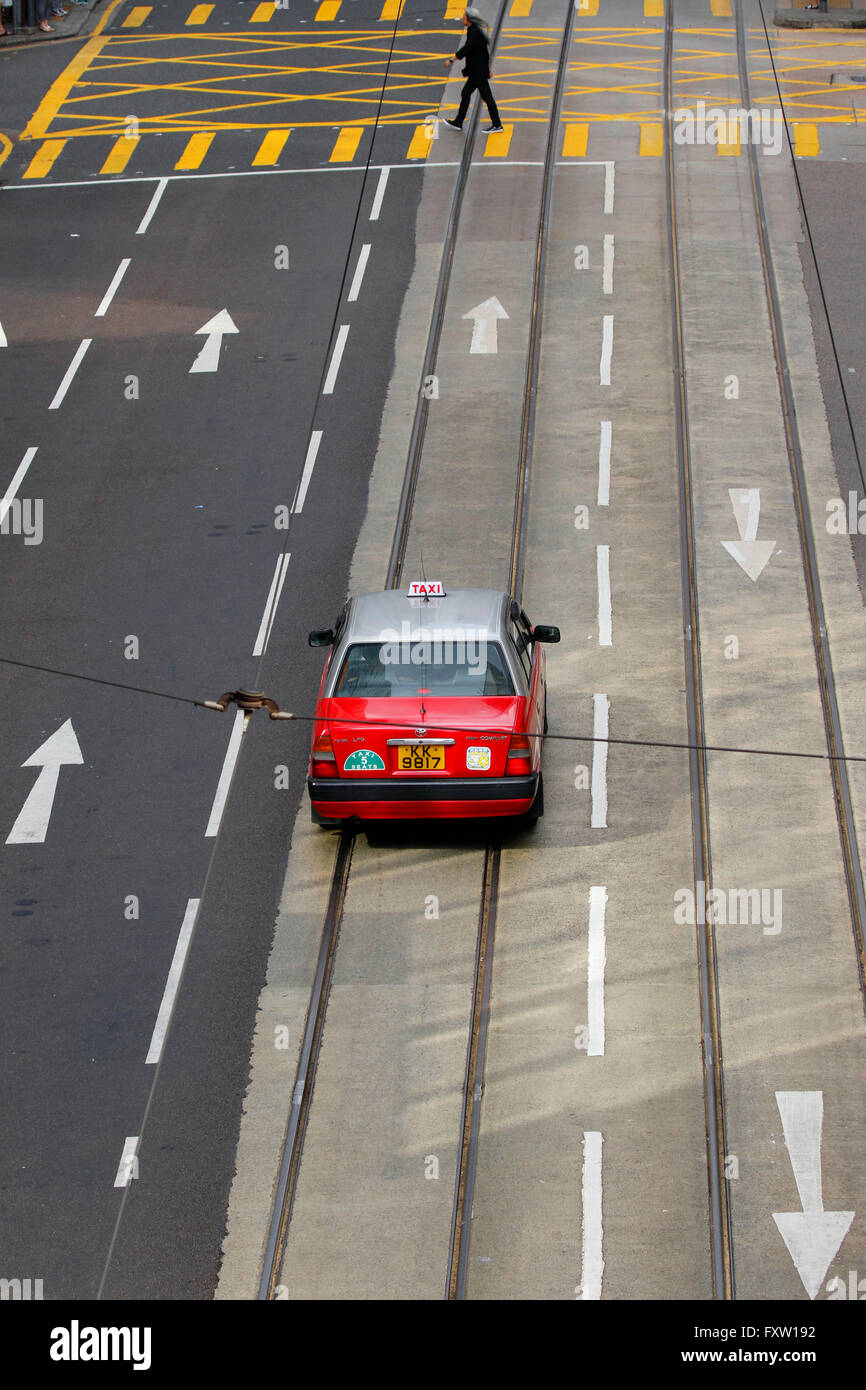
[307,584,560,825]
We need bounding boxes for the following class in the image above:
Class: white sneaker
[485,123,504,133]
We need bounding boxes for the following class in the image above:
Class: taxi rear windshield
[333,640,515,697]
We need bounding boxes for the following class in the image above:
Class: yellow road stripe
[175,131,214,168]
[562,122,588,156]
[379,0,405,18]
[639,121,663,155]
[315,1,341,18]
[407,123,433,158]
[186,5,214,24]
[510,0,534,15]
[330,126,363,160]
[445,0,464,16]
[23,140,67,180]
[644,0,663,14]
[122,6,152,26]
[94,0,124,33]
[0,133,12,170]
[250,2,275,19]
[101,134,140,173]
[717,118,740,155]
[252,129,291,164]
[710,0,732,14]
[794,122,819,156]
[484,123,512,156]
[574,0,599,14]
[22,33,111,141]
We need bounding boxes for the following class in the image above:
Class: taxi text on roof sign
[407,581,445,598]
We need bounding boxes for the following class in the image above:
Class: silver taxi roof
[342,589,511,644]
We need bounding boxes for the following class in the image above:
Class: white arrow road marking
[578,1131,604,1299]
[189,310,239,374]
[773,1090,854,1300]
[591,693,609,828]
[6,720,83,845]
[462,296,509,354]
[146,899,200,1065]
[721,486,776,581]
[0,319,6,347]
[587,887,607,1057]
[114,1136,140,1188]
[1,447,38,529]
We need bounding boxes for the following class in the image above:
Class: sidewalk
[775,5,866,24]
[0,0,104,45]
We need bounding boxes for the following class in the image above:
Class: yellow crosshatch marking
[123,6,152,26]
[101,133,140,172]
[186,5,215,25]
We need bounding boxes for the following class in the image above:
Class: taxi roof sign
[407,581,445,598]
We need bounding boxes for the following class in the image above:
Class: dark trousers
[456,75,500,127]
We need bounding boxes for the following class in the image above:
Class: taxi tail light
[506,734,532,776]
[312,730,338,778]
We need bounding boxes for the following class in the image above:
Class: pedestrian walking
[443,8,503,134]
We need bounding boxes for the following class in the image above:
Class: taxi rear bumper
[308,772,539,822]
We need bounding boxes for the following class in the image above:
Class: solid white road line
[602,234,614,295]
[49,339,91,410]
[587,886,607,1057]
[369,165,390,220]
[591,693,609,829]
[136,177,167,234]
[205,710,246,838]
[145,899,200,1065]
[322,324,349,395]
[252,553,291,657]
[578,1131,604,1299]
[603,161,614,215]
[94,258,131,317]
[599,315,613,386]
[0,447,38,528]
[113,1136,140,1188]
[292,431,322,514]
[597,421,611,507]
[347,243,371,302]
[597,545,612,647]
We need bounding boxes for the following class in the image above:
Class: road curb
[0,0,109,48]
[775,6,866,25]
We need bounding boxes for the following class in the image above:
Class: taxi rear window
[333,641,515,697]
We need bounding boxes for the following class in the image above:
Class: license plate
[396,744,445,771]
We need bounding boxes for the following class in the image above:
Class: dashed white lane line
[94,258,131,317]
[578,1131,604,1299]
[49,339,91,410]
[602,234,614,295]
[292,431,322,514]
[599,315,613,387]
[136,177,167,234]
[252,553,291,657]
[205,709,246,838]
[587,886,607,1058]
[591,693,609,829]
[113,1136,140,1188]
[0,447,38,527]
[347,243,371,303]
[145,898,200,1066]
[322,324,350,395]
[597,545,612,647]
[597,421,611,507]
[369,164,390,220]
[603,160,614,215]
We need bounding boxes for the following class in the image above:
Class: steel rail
[734,0,866,1001]
[664,0,735,1301]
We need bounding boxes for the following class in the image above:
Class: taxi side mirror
[308,629,334,647]
[533,625,560,643]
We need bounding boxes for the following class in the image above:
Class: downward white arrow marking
[721,487,776,581]
[6,720,84,845]
[190,309,239,374]
[773,1090,854,1300]
[462,296,509,354]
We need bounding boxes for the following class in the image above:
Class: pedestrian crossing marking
[122,5,151,25]
[644,0,663,14]
[251,2,275,19]
[407,124,434,158]
[253,129,291,165]
[101,134,140,173]
[510,0,534,15]
[379,0,405,18]
[639,122,663,155]
[794,123,819,156]
[484,123,513,156]
[23,140,67,179]
[315,1,341,18]
[562,123,588,157]
[330,126,363,161]
[186,5,214,24]
[710,0,732,14]
[175,131,214,168]
[445,0,464,15]
[717,122,740,155]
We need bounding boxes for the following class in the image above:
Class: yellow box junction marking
[510,0,534,16]
[22,33,111,141]
[316,1,341,18]
[407,123,434,157]
[794,122,819,156]
[710,0,732,14]
[186,5,214,24]
[122,6,151,26]
[176,131,214,168]
[101,134,140,173]
[252,129,291,164]
[562,122,589,156]
[644,0,663,15]
[23,140,67,179]
[639,121,663,155]
[484,123,513,155]
[379,0,405,18]
[330,126,363,160]
[251,2,275,19]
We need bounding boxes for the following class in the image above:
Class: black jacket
[456,23,490,80]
